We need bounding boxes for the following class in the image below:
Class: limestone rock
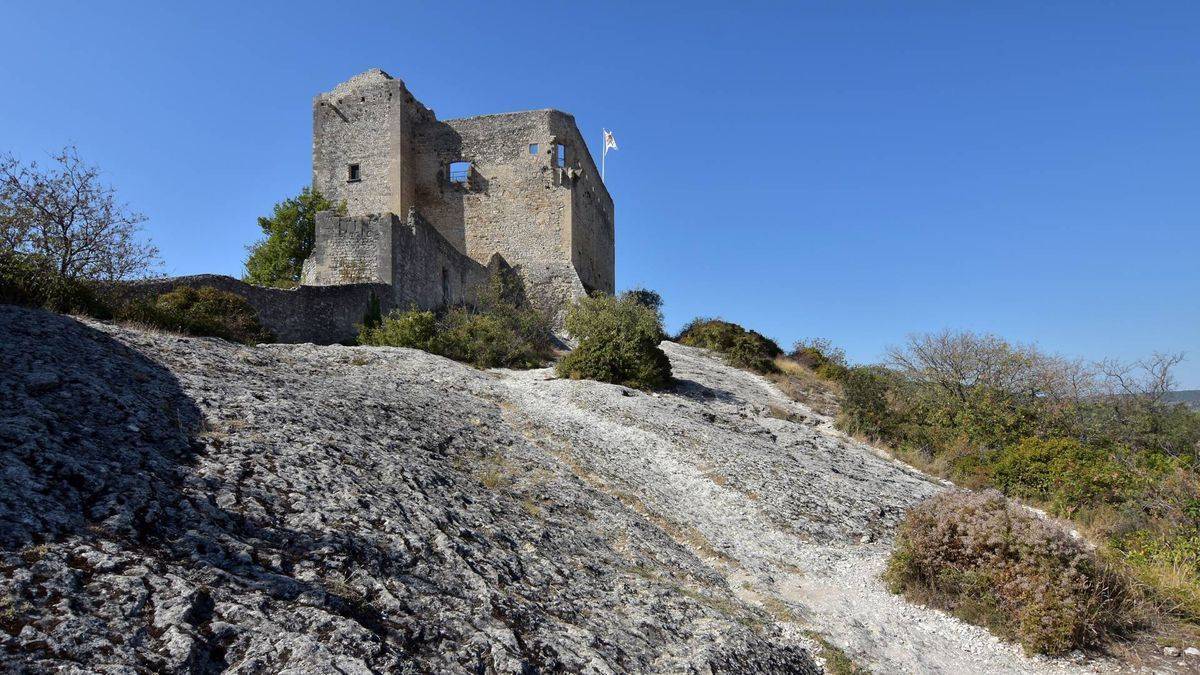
[0,306,1129,673]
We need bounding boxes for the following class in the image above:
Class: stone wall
[114,275,393,345]
[391,209,491,309]
[302,210,491,310]
[301,212,393,285]
[557,117,615,295]
[411,108,613,316]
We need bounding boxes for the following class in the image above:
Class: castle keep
[300,69,615,321]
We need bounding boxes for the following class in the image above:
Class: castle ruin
[300,69,615,322]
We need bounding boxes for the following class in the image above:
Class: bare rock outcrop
[0,306,815,673]
[2,306,1124,673]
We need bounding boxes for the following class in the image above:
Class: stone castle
[300,69,614,322]
[125,69,612,343]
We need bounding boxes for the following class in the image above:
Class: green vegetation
[243,187,342,288]
[676,317,783,374]
[0,251,112,317]
[832,330,1200,634]
[359,270,553,369]
[118,286,274,344]
[886,490,1146,655]
[790,337,850,382]
[1,250,274,345]
[557,291,672,390]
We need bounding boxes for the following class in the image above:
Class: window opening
[347,164,360,182]
[448,161,471,185]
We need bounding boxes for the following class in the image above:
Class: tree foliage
[843,330,1200,631]
[0,146,159,280]
[244,187,340,288]
[557,291,672,390]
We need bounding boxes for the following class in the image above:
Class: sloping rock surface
[0,306,1115,673]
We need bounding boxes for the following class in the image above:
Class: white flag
[603,128,618,155]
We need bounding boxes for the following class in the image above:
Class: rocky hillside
[0,306,1123,673]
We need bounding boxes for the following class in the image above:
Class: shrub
[358,270,553,369]
[791,338,849,381]
[885,490,1146,655]
[837,366,895,438]
[677,317,782,374]
[119,286,274,344]
[437,306,550,369]
[622,287,664,314]
[990,437,1136,514]
[557,293,672,390]
[0,251,112,317]
[358,309,438,351]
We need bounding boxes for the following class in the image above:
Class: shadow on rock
[0,307,203,550]
[671,377,740,404]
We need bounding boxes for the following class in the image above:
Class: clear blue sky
[4,2,1198,386]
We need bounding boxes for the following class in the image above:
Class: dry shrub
[886,490,1149,655]
[768,357,841,417]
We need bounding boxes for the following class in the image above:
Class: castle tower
[308,69,615,322]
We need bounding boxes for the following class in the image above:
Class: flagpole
[601,130,606,182]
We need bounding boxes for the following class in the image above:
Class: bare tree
[0,146,159,280]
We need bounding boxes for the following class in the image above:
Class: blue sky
[4,2,1198,386]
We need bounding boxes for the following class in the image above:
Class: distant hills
[1165,390,1200,410]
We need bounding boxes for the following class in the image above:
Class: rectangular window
[529,143,539,156]
[448,161,471,185]
[554,144,566,167]
[347,164,360,182]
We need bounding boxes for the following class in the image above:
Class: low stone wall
[114,275,393,345]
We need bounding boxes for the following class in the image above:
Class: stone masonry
[304,69,615,323]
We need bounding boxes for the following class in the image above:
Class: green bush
[886,490,1146,655]
[557,293,672,390]
[438,307,550,368]
[622,287,664,315]
[0,251,111,317]
[358,309,438,351]
[359,307,552,369]
[990,437,1136,514]
[791,338,848,381]
[837,366,895,438]
[119,286,274,344]
[358,270,553,369]
[676,317,782,374]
